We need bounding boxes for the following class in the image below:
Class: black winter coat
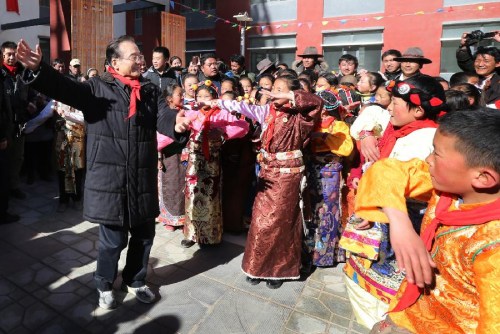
[25,62,187,227]
[0,72,13,141]
[143,66,177,89]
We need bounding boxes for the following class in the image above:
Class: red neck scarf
[200,106,221,160]
[391,195,500,313]
[379,120,438,159]
[3,63,18,77]
[107,67,141,119]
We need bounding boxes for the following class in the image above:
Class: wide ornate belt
[257,149,303,163]
[261,165,305,174]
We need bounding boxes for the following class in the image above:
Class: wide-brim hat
[298,46,323,57]
[70,58,81,66]
[256,58,276,76]
[394,47,432,64]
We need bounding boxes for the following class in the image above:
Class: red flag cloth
[378,120,438,159]
[106,67,141,119]
[391,195,500,313]
[6,0,20,14]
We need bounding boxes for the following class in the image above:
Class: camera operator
[456,30,500,107]
[456,30,499,71]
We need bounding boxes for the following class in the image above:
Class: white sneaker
[122,284,155,304]
[98,290,117,310]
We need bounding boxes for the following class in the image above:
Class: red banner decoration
[6,0,20,14]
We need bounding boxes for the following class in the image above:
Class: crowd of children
[4,30,498,330]
[149,42,499,332]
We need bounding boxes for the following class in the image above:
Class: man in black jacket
[16,36,191,310]
[197,53,224,92]
[456,31,500,107]
[144,46,176,89]
[0,48,19,224]
[1,41,34,200]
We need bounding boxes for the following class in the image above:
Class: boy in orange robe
[353,108,499,334]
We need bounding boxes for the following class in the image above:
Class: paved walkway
[0,179,369,334]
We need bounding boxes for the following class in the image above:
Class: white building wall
[0,1,49,47]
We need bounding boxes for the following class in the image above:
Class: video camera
[465,30,496,46]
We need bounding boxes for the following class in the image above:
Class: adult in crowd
[52,58,65,74]
[187,56,200,75]
[169,56,184,86]
[67,58,83,82]
[1,41,34,200]
[455,30,499,73]
[380,49,402,81]
[292,46,329,74]
[86,68,99,79]
[16,35,190,310]
[0,47,19,224]
[456,32,500,107]
[255,58,277,79]
[139,56,147,76]
[144,46,176,89]
[473,46,500,107]
[229,54,255,82]
[394,47,432,80]
[197,53,224,91]
[337,54,359,77]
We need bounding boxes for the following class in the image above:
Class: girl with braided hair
[342,75,449,329]
[181,80,249,248]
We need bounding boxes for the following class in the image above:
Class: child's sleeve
[350,105,390,140]
[355,158,434,223]
[472,222,500,334]
[293,90,323,121]
[325,121,354,156]
[219,110,250,140]
[218,100,268,125]
[156,132,174,151]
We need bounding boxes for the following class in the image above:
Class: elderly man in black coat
[16,36,191,310]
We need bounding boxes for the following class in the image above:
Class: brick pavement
[0,180,369,334]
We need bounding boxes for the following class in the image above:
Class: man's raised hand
[16,39,42,71]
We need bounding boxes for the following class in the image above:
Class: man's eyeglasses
[121,54,145,63]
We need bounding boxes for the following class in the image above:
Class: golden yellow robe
[354,158,500,334]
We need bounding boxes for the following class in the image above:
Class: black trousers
[94,219,156,291]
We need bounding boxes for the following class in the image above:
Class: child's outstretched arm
[217,100,269,125]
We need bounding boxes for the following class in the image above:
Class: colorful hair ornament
[397,83,411,95]
[204,80,212,87]
[385,80,396,91]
